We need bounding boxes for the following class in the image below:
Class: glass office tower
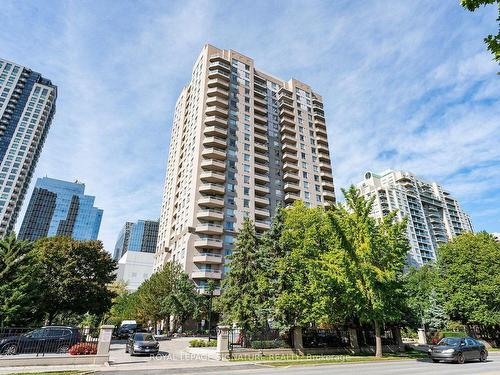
[0,58,57,237]
[113,219,159,260]
[18,177,103,241]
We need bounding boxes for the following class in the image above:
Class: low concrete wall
[0,354,109,367]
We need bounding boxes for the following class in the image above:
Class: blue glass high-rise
[19,177,103,241]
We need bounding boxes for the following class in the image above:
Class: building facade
[113,219,159,260]
[0,58,57,237]
[114,219,159,291]
[357,170,473,267]
[18,177,103,241]
[154,44,335,294]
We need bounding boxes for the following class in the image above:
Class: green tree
[0,234,39,325]
[461,0,500,67]
[404,265,439,328]
[218,219,266,336]
[274,202,343,329]
[33,237,117,324]
[326,186,410,357]
[436,232,500,329]
[163,269,199,330]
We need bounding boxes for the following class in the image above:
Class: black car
[125,332,159,355]
[0,326,82,355]
[116,323,141,339]
[428,337,488,364]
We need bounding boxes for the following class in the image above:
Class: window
[244,187,250,196]
[302,171,308,178]
[304,192,310,199]
[244,164,250,173]
[244,175,250,184]
[244,199,250,208]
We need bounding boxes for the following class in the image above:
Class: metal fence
[227,327,293,350]
[302,328,351,348]
[357,328,397,346]
[0,326,99,357]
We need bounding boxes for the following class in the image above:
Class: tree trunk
[374,320,383,358]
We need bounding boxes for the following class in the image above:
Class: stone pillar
[293,327,304,354]
[417,328,427,345]
[348,328,360,353]
[97,325,114,358]
[392,327,405,351]
[216,325,230,360]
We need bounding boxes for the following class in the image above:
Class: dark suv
[0,326,82,355]
[115,324,142,339]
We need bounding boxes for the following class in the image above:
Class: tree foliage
[0,234,39,325]
[461,0,500,67]
[33,237,117,324]
[436,232,500,326]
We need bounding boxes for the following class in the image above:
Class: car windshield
[134,333,155,341]
[438,337,462,346]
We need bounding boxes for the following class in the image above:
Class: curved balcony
[283,161,299,172]
[194,238,223,249]
[191,270,222,279]
[197,209,224,221]
[207,86,229,99]
[207,78,230,90]
[283,171,299,182]
[204,125,227,138]
[255,172,270,184]
[206,96,228,109]
[200,159,226,172]
[205,115,227,127]
[199,183,225,195]
[205,106,228,118]
[284,182,300,193]
[202,147,226,160]
[193,252,223,264]
[284,192,300,204]
[255,196,270,207]
[203,136,227,149]
[200,171,225,184]
[195,224,224,235]
[198,196,224,208]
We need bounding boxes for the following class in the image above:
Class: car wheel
[3,344,18,355]
[456,352,465,364]
[480,351,487,362]
[57,344,70,353]
[432,359,440,363]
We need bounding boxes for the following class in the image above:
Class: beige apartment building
[357,170,473,267]
[154,44,335,294]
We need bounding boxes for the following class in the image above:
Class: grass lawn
[230,349,428,366]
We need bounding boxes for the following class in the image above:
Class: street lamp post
[207,280,216,342]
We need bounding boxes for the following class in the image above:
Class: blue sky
[1,0,499,252]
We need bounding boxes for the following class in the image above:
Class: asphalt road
[97,352,500,375]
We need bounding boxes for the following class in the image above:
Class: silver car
[125,332,159,356]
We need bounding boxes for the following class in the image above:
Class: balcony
[281,134,296,145]
[195,224,224,235]
[254,113,267,125]
[194,238,223,249]
[209,54,230,63]
[255,207,271,219]
[197,209,224,221]
[255,220,271,231]
[282,143,297,154]
[254,152,269,163]
[319,162,332,172]
[200,171,226,184]
[322,181,335,191]
[207,87,229,99]
[323,191,336,202]
[207,69,230,80]
[193,252,223,264]
[199,183,225,195]
[254,161,269,173]
[254,172,270,184]
[200,159,226,172]
[254,96,267,107]
[283,171,299,182]
[283,161,299,172]
[278,100,294,111]
[317,143,329,153]
[254,122,267,134]
[284,192,300,204]
[255,196,270,207]
[202,147,226,160]
[191,270,222,279]
[254,141,268,153]
[318,151,330,163]
[316,127,327,137]
[282,151,298,163]
[278,87,293,98]
[280,116,295,127]
[279,107,294,118]
[317,135,328,145]
[205,116,227,127]
[254,131,267,143]
[254,105,267,116]
[320,171,334,181]
[204,125,227,138]
[206,96,228,109]
[284,182,300,193]
[208,60,231,72]
[198,196,225,208]
[203,136,226,148]
[205,106,228,118]
[207,78,230,90]
[255,183,270,195]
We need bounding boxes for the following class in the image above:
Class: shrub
[69,342,97,355]
[251,340,285,349]
[189,339,216,347]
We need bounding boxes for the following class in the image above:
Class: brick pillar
[216,325,231,360]
[97,325,114,357]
